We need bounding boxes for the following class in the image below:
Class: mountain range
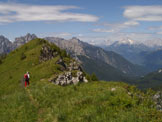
[0,34,147,81]
[0,33,37,54]
[101,38,162,72]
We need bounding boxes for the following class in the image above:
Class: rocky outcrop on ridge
[39,43,88,86]
[39,44,59,62]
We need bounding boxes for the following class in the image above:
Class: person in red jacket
[24,71,30,87]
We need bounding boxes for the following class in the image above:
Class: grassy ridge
[0,39,161,122]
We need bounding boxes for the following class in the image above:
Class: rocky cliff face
[0,35,12,54]
[0,33,37,54]
[12,33,37,49]
[44,37,85,56]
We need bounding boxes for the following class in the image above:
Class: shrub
[20,52,26,60]
[85,74,92,82]
[49,44,61,54]
[0,54,6,64]
[60,50,67,57]
[0,59,2,64]
[0,53,6,59]
[25,46,28,50]
[37,39,47,45]
[71,70,77,77]
[9,76,12,79]
[56,65,62,71]
[91,73,98,81]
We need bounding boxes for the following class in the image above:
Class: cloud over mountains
[124,6,162,21]
[0,3,99,23]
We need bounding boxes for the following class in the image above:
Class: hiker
[24,71,30,87]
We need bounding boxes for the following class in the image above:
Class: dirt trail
[26,88,44,122]
[26,88,39,107]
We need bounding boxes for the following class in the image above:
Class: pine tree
[91,73,98,81]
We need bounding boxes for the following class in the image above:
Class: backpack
[24,74,28,81]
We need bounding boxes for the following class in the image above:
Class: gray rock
[83,77,88,83]
[153,91,162,111]
[50,71,88,86]
[68,61,82,71]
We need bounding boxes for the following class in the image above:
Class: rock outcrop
[68,61,82,71]
[49,61,88,85]
[39,44,58,62]
[40,43,88,86]
[49,71,88,86]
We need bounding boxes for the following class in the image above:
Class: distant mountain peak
[128,39,134,44]
[13,33,37,49]
[0,35,5,39]
[0,35,12,54]
[118,38,135,45]
[70,37,81,43]
[15,33,37,42]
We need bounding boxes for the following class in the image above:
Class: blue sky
[1,0,162,45]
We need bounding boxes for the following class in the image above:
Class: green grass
[0,39,161,122]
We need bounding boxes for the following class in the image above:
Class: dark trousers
[25,80,30,87]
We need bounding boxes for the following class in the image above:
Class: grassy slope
[0,39,162,122]
[135,70,162,90]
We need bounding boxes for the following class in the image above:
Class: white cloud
[123,21,139,26]
[93,28,115,33]
[55,32,72,37]
[124,6,162,21]
[156,31,162,35]
[76,32,154,46]
[147,26,162,35]
[0,3,99,23]
[93,20,139,33]
[101,20,139,28]
[39,32,72,38]
[148,26,162,30]
[78,34,84,37]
